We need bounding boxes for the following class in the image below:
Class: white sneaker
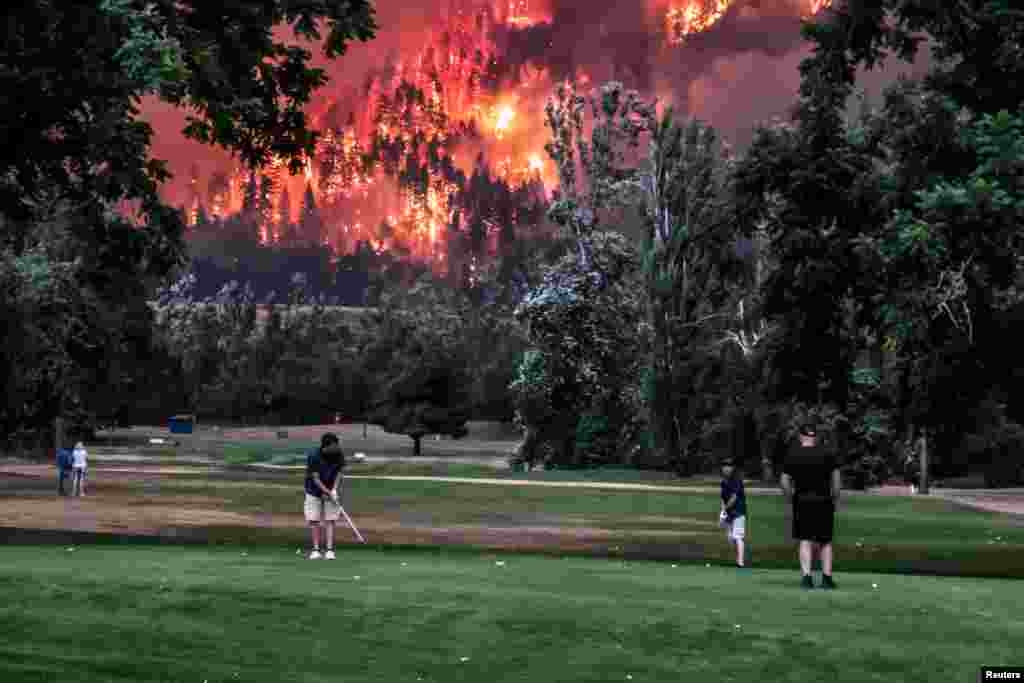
[325,550,336,560]
[309,550,322,560]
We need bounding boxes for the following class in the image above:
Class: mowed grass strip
[0,544,1020,683]
[61,469,1024,576]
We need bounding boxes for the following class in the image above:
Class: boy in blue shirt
[720,458,748,568]
[304,433,345,559]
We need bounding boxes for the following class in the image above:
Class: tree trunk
[563,434,575,467]
[918,429,929,495]
[649,299,681,470]
[517,427,538,468]
[412,435,422,457]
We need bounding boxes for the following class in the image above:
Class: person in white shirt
[71,442,88,497]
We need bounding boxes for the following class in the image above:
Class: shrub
[843,453,891,490]
[574,413,616,467]
[983,422,1024,488]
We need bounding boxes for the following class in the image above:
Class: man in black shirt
[781,423,841,589]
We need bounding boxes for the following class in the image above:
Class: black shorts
[792,498,834,544]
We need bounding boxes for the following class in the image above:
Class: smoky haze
[143,0,930,210]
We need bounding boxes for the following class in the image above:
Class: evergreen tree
[188,162,202,211]
[496,183,516,254]
[241,169,260,225]
[300,182,324,246]
[195,204,210,231]
[318,126,345,203]
[207,170,231,217]
[258,175,275,233]
[468,213,487,259]
[446,208,464,287]
[278,186,295,246]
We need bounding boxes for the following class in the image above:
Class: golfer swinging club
[304,433,350,559]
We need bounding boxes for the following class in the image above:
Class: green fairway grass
[0,544,1019,683]
[70,469,1024,577]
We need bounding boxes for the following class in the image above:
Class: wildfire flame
[494,105,515,140]
[186,1,569,267]
[666,0,733,45]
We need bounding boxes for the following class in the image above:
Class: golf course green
[0,544,1020,682]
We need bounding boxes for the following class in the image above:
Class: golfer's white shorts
[304,494,341,523]
[726,515,746,541]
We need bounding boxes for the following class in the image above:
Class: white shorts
[304,494,341,523]
[726,515,746,541]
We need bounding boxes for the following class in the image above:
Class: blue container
[168,415,194,434]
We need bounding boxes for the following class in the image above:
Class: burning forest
[173,0,837,278]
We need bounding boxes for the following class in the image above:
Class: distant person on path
[71,442,88,497]
[781,423,841,589]
[56,447,73,496]
[304,433,345,560]
[720,457,748,568]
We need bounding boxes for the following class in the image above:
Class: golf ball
[872,583,878,588]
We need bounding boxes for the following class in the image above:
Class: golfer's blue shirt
[305,449,343,498]
[721,478,747,520]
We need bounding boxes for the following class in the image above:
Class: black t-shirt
[782,443,837,502]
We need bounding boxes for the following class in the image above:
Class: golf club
[338,503,365,543]
[333,492,366,543]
